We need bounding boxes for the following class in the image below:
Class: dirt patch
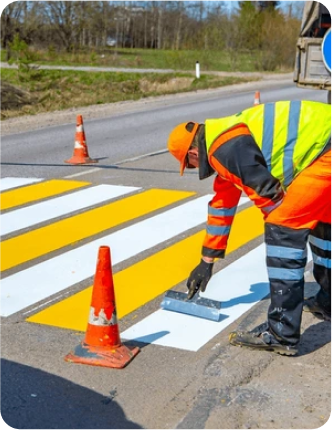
[1,82,35,114]
[139,77,194,93]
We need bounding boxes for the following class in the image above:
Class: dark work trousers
[265,223,309,345]
[309,221,331,310]
[264,150,331,345]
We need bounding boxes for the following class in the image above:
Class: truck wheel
[328,91,331,104]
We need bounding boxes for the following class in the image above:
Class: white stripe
[0,184,139,236]
[74,140,84,148]
[122,243,313,351]
[0,177,43,192]
[0,195,214,316]
[121,245,268,351]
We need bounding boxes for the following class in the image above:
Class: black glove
[186,259,214,300]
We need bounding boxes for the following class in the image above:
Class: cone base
[64,342,140,369]
[65,156,98,165]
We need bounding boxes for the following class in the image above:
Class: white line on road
[1,195,213,316]
[0,184,139,236]
[122,245,313,351]
[0,177,43,191]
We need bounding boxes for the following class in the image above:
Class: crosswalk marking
[122,245,314,352]
[1,179,90,211]
[1,176,281,353]
[27,202,263,331]
[1,189,194,271]
[121,245,269,351]
[0,184,139,236]
[1,195,213,316]
[0,177,43,192]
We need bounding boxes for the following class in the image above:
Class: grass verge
[1,68,256,119]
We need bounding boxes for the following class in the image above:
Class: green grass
[1,67,257,119]
[2,47,276,73]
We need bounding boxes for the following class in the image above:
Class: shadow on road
[0,161,194,175]
[298,320,331,357]
[1,359,143,429]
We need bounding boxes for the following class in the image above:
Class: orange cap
[167,122,199,175]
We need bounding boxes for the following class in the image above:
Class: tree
[43,1,78,52]
[257,1,280,12]
[235,1,263,51]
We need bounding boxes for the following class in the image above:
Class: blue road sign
[322,27,332,73]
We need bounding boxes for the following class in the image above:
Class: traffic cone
[253,91,261,106]
[65,115,97,164]
[65,246,140,369]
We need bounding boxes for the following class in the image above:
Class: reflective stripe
[88,307,117,326]
[262,104,275,171]
[283,101,301,187]
[208,205,237,217]
[309,235,331,251]
[267,245,307,260]
[312,253,331,269]
[206,225,231,236]
[267,267,305,280]
[205,101,330,188]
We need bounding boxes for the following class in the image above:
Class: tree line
[1,1,303,69]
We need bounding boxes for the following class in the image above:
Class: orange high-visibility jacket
[198,101,331,259]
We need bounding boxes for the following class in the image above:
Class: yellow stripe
[0,179,90,211]
[1,189,194,272]
[27,205,263,331]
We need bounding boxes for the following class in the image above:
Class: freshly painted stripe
[1,195,213,316]
[122,251,314,352]
[0,177,43,192]
[0,184,139,236]
[1,189,194,271]
[0,179,90,211]
[27,201,262,331]
[121,245,269,351]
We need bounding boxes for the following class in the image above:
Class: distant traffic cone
[65,115,97,164]
[253,91,261,106]
[65,246,140,369]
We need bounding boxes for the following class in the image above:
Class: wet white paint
[122,245,313,351]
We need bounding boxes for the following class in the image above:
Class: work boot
[303,296,331,322]
[229,322,298,356]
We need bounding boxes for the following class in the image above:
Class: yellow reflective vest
[205,101,331,188]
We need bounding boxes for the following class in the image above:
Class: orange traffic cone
[65,115,97,164]
[65,246,140,369]
[253,91,261,106]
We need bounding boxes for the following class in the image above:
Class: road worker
[167,100,331,355]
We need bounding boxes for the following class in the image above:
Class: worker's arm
[209,132,285,216]
[187,128,284,300]
[186,175,241,299]
[202,175,242,259]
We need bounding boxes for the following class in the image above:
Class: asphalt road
[1,77,330,429]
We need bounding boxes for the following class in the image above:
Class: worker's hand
[186,259,214,300]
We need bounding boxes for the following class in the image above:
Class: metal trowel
[160,290,222,322]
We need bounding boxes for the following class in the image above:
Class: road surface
[1,76,330,429]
